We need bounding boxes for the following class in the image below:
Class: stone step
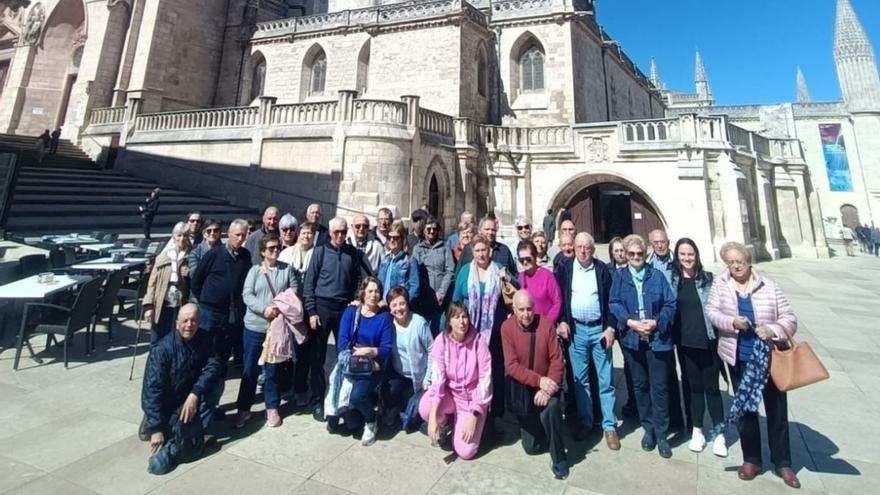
[16,177,161,189]
[10,194,228,206]
[18,170,147,183]
[8,203,250,217]
[5,212,253,230]
[14,185,199,195]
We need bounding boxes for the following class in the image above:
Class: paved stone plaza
[0,253,878,495]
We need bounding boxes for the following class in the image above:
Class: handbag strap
[350,309,362,350]
[263,271,278,298]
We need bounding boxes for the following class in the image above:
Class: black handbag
[345,310,374,378]
[505,330,538,417]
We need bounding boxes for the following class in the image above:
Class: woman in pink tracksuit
[419,302,492,460]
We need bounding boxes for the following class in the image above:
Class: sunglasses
[204,228,219,234]
[517,225,531,231]
[331,230,347,235]
[518,256,533,263]
[627,251,645,258]
[354,224,368,229]
[281,227,296,232]
[265,245,281,252]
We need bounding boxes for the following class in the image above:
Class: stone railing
[254,0,487,40]
[620,118,680,144]
[88,106,126,126]
[769,138,802,159]
[270,101,338,125]
[753,134,771,156]
[478,125,572,149]
[418,108,454,137]
[696,116,726,142]
[351,99,407,125]
[135,106,259,132]
[727,123,752,151]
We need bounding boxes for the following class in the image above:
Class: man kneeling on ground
[142,303,224,475]
[501,290,568,480]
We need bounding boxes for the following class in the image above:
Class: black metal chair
[117,269,148,320]
[13,277,105,370]
[92,270,128,350]
[19,254,49,277]
[101,233,118,243]
[49,248,67,268]
[134,238,150,249]
[62,246,79,266]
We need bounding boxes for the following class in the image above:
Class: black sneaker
[657,438,673,459]
[312,404,325,422]
[326,416,341,434]
[641,432,656,452]
[551,460,570,480]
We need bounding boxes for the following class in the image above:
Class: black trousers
[730,362,791,468]
[623,344,672,439]
[679,345,724,429]
[300,299,346,404]
[518,395,566,465]
[489,328,506,418]
[143,215,154,240]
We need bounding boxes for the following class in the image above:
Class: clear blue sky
[597,0,880,105]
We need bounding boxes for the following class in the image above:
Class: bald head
[263,206,280,233]
[176,303,199,341]
[513,290,535,328]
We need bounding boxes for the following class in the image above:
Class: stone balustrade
[620,118,680,144]
[254,0,487,40]
[478,124,572,149]
[418,108,454,137]
[351,99,407,125]
[727,123,753,151]
[87,106,126,126]
[270,101,338,125]
[135,106,259,132]
[753,134,771,156]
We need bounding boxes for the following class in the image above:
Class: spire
[796,66,812,103]
[834,0,880,111]
[695,50,712,102]
[649,57,662,89]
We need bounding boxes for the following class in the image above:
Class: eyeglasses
[626,251,645,258]
[516,225,531,231]
[331,230,347,235]
[518,256,534,264]
[353,224,368,229]
[281,227,296,232]
[265,245,281,252]
[725,260,748,267]
[204,228,219,234]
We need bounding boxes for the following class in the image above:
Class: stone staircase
[0,134,259,238]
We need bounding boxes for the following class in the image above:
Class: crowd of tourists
[139,204,803,489]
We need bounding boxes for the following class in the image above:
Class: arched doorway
[840,204,859,229]
[553,174,665,243]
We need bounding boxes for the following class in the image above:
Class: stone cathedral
[1,0,879,261]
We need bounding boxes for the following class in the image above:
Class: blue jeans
[569,323,617,431]
[344,372,383,430]
[236,328,281,411]
[623,343,672,439]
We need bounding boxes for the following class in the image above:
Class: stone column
[113,0,146,106]
[789,166,820,256]
[754,163,780,259]
[0,43,37,133]
[400,95,420,129]
[119,96,142,147]
[337,90,358,122]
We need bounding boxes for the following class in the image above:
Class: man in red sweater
[501,290,568,480]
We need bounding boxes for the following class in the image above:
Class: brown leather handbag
[770,338,829,392]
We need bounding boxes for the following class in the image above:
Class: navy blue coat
[609,265,677,352]
[141,329,222,435]
[191,244,251,314]
[555,257,616,330]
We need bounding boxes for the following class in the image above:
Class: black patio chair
[134,238,150,249]
[13,276,105,370]
[117,269,148,319]
[92,269,128,350]
[49,248,67,268]
[19,254,49,277]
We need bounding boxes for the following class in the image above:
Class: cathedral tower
[796,67,812,103]
[695,50,713,102]
[834,0,880,112]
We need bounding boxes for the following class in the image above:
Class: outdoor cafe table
[70,257,149,272]
[0,274,94,348]
[41,235,101,246]
[80,244,147,255]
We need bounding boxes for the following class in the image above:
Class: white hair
[307,203,321,214]
[329,217,347,231]
[171,221,188,237]
[228,218,249,232]
[574,232,595,246]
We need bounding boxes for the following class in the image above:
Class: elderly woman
[187,218,221,288]
[279,213,299,249]
[412,217,455,334]
[609,234,677,459]
[531,231,551,268]
[143,222,191,345]
[234,234,299,429]
[452,235,518,421]
[419,303,492,460]
[707,242,799,489]
[517,239,561,323]
[328,277,394,446]
[451,221,476,262]
[377,221,420,301]
[279,221,315,288]
[671,238,726,456]
[382,287,434,431]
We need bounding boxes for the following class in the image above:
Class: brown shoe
[605,431,621,451]
[737,462,761,481]
[776,467,801,489]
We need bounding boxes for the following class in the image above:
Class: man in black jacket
[142,304,223,475]
[302,216,369,421]
[455,216,518,275]
[191,218,251,372]
[555,232,620,450]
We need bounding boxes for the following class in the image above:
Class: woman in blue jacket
[330,276,394,446]
[610,234,677,459]
[377,221,420,302]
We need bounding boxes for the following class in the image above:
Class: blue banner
[819,124,853,192]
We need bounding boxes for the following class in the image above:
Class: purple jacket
[707,270,797,366]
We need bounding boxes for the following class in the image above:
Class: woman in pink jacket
[419,302,492,460]
[707,242,799,489]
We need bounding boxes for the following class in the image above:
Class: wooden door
[567,187,595,235]
[630,191,664,239]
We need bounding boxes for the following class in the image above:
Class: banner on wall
[819,123,853,192]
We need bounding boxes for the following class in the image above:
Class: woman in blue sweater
[331,276,394,445]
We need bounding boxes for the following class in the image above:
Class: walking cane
[129,305,144,381]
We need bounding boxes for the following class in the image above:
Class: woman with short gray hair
[143,222,191,345]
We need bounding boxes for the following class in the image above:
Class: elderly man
[548,219,576,261]
[244,206,280,265]
[555,233,620,449]
[142,304,222,475]
[371,207,394,245]
[186,211,203,246]
[191,218,251,372]
[552,233,575,273]
[446,211,475,249]
[307,203,329,246]
[348,214,384,273]
[501,290,568,480]
[647,229,674,283]
[303,217,368,421]
[455,216,518,274]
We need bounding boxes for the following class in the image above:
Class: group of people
[852,223,880,256]
[139,205,803,489]
[34,127,62,164]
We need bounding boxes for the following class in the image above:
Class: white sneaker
[712,435,728,457]
[688,431,706,452]
[362,422,377,446]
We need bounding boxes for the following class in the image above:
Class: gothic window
[310,54,326,96]
[250,59,266,102]
[357,40,370,95]
[428,174,441,219]
[477,45,488,97]
[520,45,544,92]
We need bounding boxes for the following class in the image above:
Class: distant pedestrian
[35,129,50,164]
[839,225,856,257]
[872,226,880,256]
[140,188,161,240]
[543,208,557,245]
[50,127,61,154]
